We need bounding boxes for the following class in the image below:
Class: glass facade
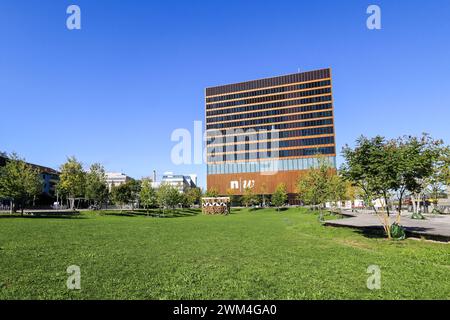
[207,110,333,130]
[207,102,332,123]
[207,156,337,174]
[206,87,331,109]
[206,80,331,103]
[205,68,336,182]
[207,136,335,153]
[207,146,336,162]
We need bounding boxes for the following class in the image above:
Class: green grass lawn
[0,208,449,299]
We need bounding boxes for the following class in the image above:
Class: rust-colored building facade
[205,68,336,202]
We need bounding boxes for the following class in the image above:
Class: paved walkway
[324,211,450,242]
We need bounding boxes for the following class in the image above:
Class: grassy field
[0,207,449,299]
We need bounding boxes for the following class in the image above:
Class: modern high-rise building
[205,68,336,203]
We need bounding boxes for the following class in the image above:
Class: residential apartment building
[0,155,59,197]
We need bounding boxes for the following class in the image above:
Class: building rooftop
[205,68,331,96]
[0,155,59,175]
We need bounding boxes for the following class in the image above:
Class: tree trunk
[383,192,390,216]
[415,194,420,214]
[397,191,404,223]
[398,191,404,215]
[69,198,75,210]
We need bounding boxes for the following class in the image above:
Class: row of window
[207,136,335,153]
[207,103,332,124]
[206,80,331,103]
[206,119,334,138]
[207,126,335,145]
[207,146,336,162]
[206,69,330,96]
[206,110,333,130]
[206,88,331,110]
[207,156,336,174]
[206,95,332,117]
[279,136,335,148]
[279,126,334,138]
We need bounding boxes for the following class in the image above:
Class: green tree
[341,136,397,238]
[297,159,336,212]
[57,156,86,210]
[204,188,219,197]
[260,183,268,207]
[157,183,180,215]
[85,163,108,208]
[242,187,258,207]
[272,183,288,211]
[428,146,450,202]
[393,134,443,217]
[226,188,239,207]
[341,136,392,212]
[0,153,42,215]
[341,134,446,237]
[111,182,132,211]
[140,179,157,214]
[127,179,141,210]
[328,173,347,209]
[185,187,202,206]
[179,193,192,208]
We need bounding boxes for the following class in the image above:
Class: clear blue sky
[1,0,449,188]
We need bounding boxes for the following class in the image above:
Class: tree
[442,147,450,185]
[341,136,393,209]
[393,134,443,218]
[185,187,202,206]
[0,153,42,215]
[297,159,337,213]
[204,188,219,197]
[140,179,157,215]
[428,146,450,203]
[242,187,258,207]
[226,188,239,206]
[111,182,132,211]
[272,183,288,211]
[260,183,268,207]
[157,183,180,215]
[341,134,446,238]
[85,163,108,208]
[341,136,397,238]
[328,173,347,209]
[127,179,141,210]
[57,156,86,210]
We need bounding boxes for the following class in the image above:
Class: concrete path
[324,211,450,242]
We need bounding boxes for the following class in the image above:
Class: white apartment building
[105,172,132,191]
[151,172,197,193]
